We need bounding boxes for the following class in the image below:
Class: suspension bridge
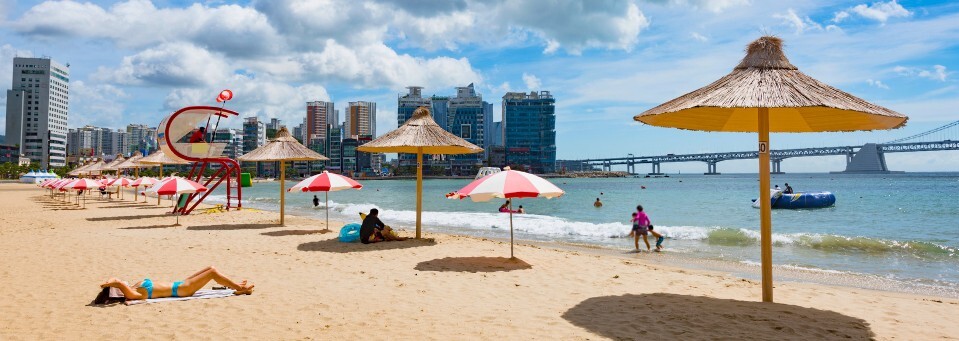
[557,120,959,175]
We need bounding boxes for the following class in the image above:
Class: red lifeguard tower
[157,105,242,214]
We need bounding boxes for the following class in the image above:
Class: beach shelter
[238,127,329,226]
[452,167,565,258]
[144,177,208,225]
[81,160,106,177]
[288,171,363,230]
[68,161,95,177]
[357,106,483,238]
[115,151,144,177]
[634,36,907,302]
[100,155,126,175]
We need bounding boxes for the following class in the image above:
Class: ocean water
[206,173,959,296]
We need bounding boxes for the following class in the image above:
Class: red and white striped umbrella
[453,169,564,202]
[451,168,564,258]
[145,177,207,196]
[288,171,363,192]
[64,178,104,191]
[288,171,362,230]
[47,179,66,189]
[104,177,133,187]
[131,177,158,187]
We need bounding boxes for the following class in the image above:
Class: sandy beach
[1,182,957,340]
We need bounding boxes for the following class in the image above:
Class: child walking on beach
[632,205,652,251]
[648,225,664,251]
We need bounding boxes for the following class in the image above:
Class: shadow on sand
[297,238,436,253]
[261,229,332,237]
[121,224,181,230]
[561,293,874,340]
[86,214,171,221]
[415,257,532,273]
[187,223,282,231]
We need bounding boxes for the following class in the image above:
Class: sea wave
[205,195,959,261]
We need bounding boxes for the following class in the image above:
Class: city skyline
[1,0,958,172]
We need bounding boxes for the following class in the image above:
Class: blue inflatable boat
[752,190,835,209]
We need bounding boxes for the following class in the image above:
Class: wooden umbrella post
[416,149,423,239]
[758,108,773,303]
[158,166,163,206]
[509,199,514,259]
[280,160,286,226]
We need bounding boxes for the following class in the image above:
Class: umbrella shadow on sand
[187,223,283,231]
[121,224,180,230]
[87,214,170,221]
[414,257,532,273]
[297,238,436,253]
[561,293,874,340]
[261,229,332,237]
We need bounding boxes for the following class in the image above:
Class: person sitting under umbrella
[97,266,254,302]
[360,208,406,244]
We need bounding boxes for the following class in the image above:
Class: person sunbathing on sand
[99,266,254,301]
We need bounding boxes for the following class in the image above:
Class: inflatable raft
[752,190,835,209]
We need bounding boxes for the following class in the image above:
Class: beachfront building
[341,138,358,174]
[126,124,157,156]
[214,128,244,160]
[306,101,335,148]
[66,125,129,160]
[345,101,376,139]
[397,86,433,168]
[448,83,492,175]
[242,117,266,175]
[503,91,556,173]
[4,57,70,168]
[327,124,343,172]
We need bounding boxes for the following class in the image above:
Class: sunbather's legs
[179,266,253,296]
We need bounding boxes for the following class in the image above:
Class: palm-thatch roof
[357,106,483,154]
[114,151,144,169]
[100,154,127,171]
[83,160,107,175]
[68,160,96,176]
[634,36,908,132]
[138,150,190,165]
[238,127,329,162]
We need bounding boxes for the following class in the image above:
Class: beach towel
[125,289,236,305]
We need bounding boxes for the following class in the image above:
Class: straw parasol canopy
[68,160,95,176]
[82,159,106,176]
[634,36,908,303]
[239,126,329,225]
[100,154,127,172]
[115,151,143,169]
[138,150,190,165]
[358,106,483,238]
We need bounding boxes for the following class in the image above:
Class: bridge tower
[704,161,720,175]
[648,162,663,176]
[835,143,898,173]
[771,158,784,174]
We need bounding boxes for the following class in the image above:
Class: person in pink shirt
[631,205,652,251]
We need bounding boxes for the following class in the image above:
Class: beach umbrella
[131,177,158,202]
[357,106,483,238]
[81,159,106,177]
[100,154,126,175]
[64,178,104,207]
[105,177,133,200]
[239,127,329,226]
[633,36,907,302]
[115,151,144,177]
[145,177,208,225]
[288,171,363,230]
[138,150,190,204]
[68,160,95,177]
[452,167,564,258]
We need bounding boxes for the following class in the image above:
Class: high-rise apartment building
[397,87,432,168]
[66,125,129,159]
[5,57,70,168]
[306,101,335,146]
[242,117,266,175]
[126,124,157,156]
[503,91,556,174]
[345,101,376,139]
[327,124,343,172]
[448,83,491,174]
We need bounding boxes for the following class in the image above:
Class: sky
[1,0,958,173]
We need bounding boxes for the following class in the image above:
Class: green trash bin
[240,172,252,188]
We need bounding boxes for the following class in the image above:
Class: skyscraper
[448,83,491,174]
[306,101,335,146]
[126,124,157,156]
[242,117,266,175]
[397,87,432,167]
[5,57,70,168]
[345,101,376,139]
[503,91,556,173]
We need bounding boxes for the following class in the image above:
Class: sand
[1,182,957,340]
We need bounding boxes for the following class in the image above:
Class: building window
[460,124,471,139]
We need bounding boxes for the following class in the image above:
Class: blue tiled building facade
[503,91,556,174]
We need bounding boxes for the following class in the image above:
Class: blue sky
[1,0,958,173]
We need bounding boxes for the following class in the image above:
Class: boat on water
[752,189,835,209]
[475,167,502,180]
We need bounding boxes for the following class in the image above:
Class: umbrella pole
[758,108,773,303]
[416,150,423,239]
[280,160,285,226]
[509,200,514,259]
[158,165,163,206]
[325,191,329,231]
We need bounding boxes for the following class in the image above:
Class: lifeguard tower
[158,105,243,214]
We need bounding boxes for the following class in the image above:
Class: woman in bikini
[99,266,254,300]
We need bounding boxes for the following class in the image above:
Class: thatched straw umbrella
[115,151,144,176]
[238,127,329,226]
[82,159,106,177]
[68,160,95,177]
[357,106,483,238]
[101,154,126,174]
[634,36,907,302]
[137,150,190,205]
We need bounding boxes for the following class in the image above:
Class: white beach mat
[125,289,236,305]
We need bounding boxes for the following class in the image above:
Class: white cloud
[68,81,129,128]
[651,0,750,13]
[773,8,823,34]
[866,79,890,89]
[690,32,708,42]
[894,65,949,81]
[833,1,911,25]
[93,42,232,87]
[522,73,542,90]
